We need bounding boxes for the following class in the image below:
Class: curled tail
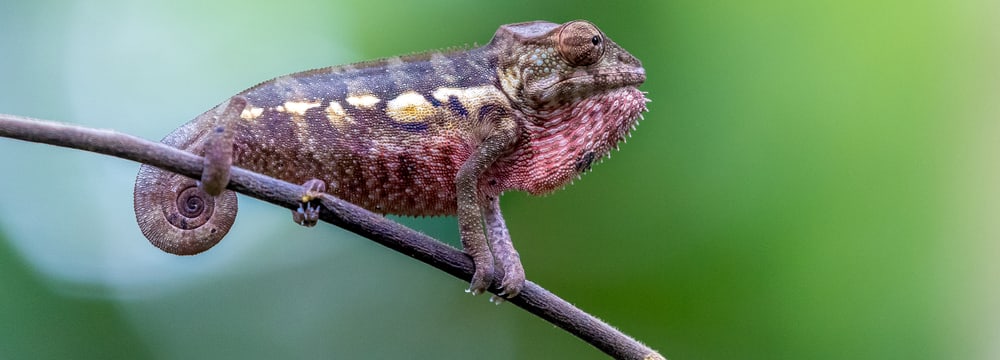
[133,165,237,254]
[133,99,243,255]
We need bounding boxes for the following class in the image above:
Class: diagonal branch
[0,113,665,360]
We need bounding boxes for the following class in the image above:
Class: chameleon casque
[133,20,648,298]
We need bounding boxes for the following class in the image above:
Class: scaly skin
[133,20,648,298]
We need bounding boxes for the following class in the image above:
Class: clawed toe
[293,202,321,226]
[497,268,525,299]
[492,250,525,299]
[466,262,494,296]
[291,179,326,227]
[484,273,523,304]
[466,276,490,296]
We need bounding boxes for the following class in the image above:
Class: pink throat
[499,87,649,195]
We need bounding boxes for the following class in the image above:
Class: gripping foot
[292,179,326,227]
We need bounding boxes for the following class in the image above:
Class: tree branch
[0,113,665,360]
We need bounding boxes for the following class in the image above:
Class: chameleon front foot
[495,253,525,299]
[489,261,525,304]
[464,252,495,296]
[292,179,326,227]
[483,197,525,300]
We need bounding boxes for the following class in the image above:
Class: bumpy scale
[133,20,648,298]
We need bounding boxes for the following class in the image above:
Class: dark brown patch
[574,151,595,172]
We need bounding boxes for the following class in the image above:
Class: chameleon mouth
[559,66,646,88]
[534,67,645,109]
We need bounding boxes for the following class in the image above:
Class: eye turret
[557,21,605,66]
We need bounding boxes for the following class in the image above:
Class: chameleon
[133,20,648,298]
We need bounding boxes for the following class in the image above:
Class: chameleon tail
[132,99,242,255]
[133,164,237,255]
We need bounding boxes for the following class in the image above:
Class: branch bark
[0,113,665,360]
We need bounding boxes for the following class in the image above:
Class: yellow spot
[280,101,322,115]
[346,94,381,109]
[386,91,435,123]
[240,107,264,120]
[326,101,354,128]
[327,101,346,116]
[431,86,496,104]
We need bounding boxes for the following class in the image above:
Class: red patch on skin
[488,86,649,195]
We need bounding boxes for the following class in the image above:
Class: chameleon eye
[557,21,605,66]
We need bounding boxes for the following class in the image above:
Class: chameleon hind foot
[199,96,245,196]
[484,197,525,300]
[495,251,525,299]
[292,178,326,227]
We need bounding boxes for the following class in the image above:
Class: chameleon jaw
[533,68,646,111]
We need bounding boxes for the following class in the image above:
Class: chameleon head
[494,20,646,112]
[490,20,650,195]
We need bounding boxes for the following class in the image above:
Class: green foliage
[0,232,151,359]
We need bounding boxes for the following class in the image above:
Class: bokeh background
[1,0,997,359]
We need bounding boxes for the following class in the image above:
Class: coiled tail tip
[133,164,238,255]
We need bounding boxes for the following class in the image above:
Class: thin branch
[0,113,665,360]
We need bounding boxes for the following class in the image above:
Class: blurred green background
[1,0,997,359]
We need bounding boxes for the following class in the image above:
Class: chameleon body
[133,20,647,297]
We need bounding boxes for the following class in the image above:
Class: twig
[0,113,665,360]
